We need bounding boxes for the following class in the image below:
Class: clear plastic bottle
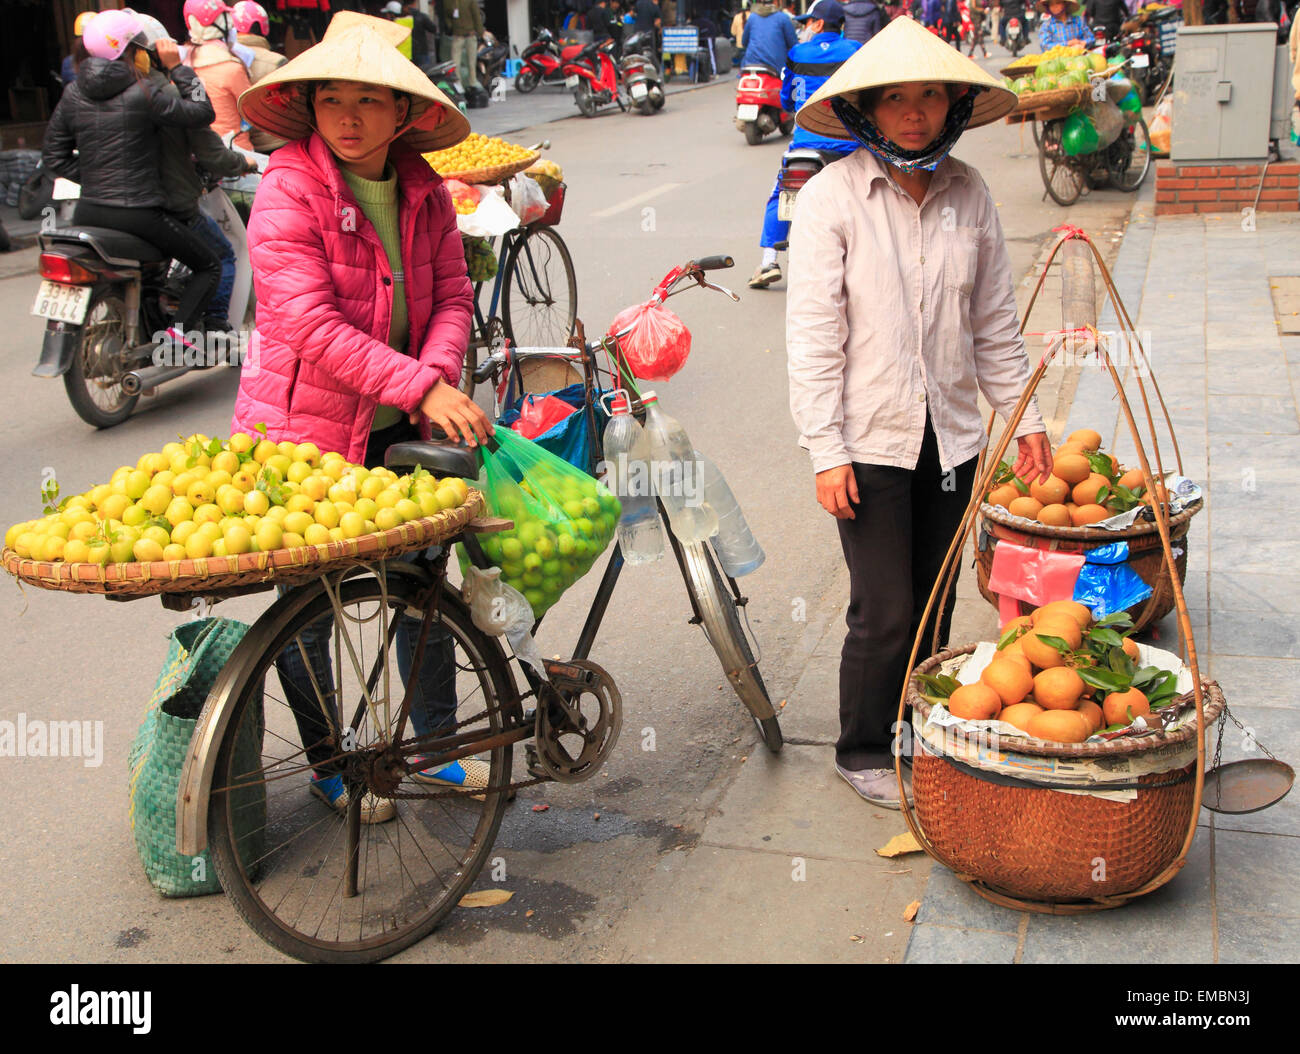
[1060,237,1098,332]
[602,394,664,565]
[640,391,718,545]
[694,449,765,578]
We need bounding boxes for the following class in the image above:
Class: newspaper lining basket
[2,489,484,598]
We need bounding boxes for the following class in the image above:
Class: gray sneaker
[835,764,913,810]
[748,263,782,288]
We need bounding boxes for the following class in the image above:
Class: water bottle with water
[694,449,765,578]
[640,392,718,545]
[602,393,664,565]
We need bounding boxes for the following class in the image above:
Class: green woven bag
[127,617,265,898]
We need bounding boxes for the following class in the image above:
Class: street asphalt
[4,42,1288,966]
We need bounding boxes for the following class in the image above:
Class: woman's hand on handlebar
[413,379,494,447]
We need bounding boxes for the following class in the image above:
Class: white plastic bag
[456,185,520,238]
[507,173,548,226]
[462,566,547,677]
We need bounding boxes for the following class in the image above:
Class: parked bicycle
[175,255,779,964]
[1037,108,1151,206]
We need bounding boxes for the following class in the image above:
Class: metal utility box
[1172,24,1278,163]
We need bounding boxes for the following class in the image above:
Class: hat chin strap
[307,105,438,168]
[831,89,979,174]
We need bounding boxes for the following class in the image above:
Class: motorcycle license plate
[31,281,92,325]
[631,82,649,99]
[778,190,798,221]
[1131,52,1149,68]
[737,104,760,121]
[565,74,580,87]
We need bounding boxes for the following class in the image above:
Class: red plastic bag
[607,300,691,382]
[511,394,578,440]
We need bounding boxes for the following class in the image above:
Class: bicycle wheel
[501,225,577,350]
[1109,115,1151,193]
[678,538,783,753]
[1038,119,1085,207]
[206,571,517,964]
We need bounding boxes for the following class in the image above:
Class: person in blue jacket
[749,0,861,288]
[741,0,798,73]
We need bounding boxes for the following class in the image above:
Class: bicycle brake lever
[699,278,740,302]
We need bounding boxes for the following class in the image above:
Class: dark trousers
[835,422,977,770]
[275,417,457,775]
[73,201,221,330]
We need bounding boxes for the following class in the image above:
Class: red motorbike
[515,28,581,92]
[735,65,792,146]
[563,38,625,117]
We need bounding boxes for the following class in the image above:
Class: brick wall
[1155,161,1300,216]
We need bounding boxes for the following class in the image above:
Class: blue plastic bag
[499,383,609,474]
[1072,541,1153,617]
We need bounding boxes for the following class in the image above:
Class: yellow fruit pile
[1005,43,1087,70]
[5,434,471,566]
[939,600,1161,743]
[453,198,478,215]
[423,133,535,175]
[525,159,563,182]
[984,428,1168,528]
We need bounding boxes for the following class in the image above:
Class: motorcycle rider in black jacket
[1085,0,1130,41]
[1000,0,1028,46]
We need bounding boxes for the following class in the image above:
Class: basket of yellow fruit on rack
[423,132,540,186]
[889,224,1234,913]
[2,430,485,601]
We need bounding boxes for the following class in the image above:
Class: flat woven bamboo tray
[907,644,1225,902]
[1015,85,1089,113]
[2,489,484,598]
[436,151,540,186]
[974,497,1202,631]
[1001,63,1038,79]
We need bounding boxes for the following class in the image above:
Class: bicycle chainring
[534,658,622,783]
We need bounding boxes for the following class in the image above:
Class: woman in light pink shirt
[787,18,1052,809]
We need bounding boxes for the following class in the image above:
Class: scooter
[735,65,792,146]
[424,59,469,114]
[31,172,259,429]
[620,29,665,115]
[775,147,841,223]
[1006,15,1025,57]
[477,31,511,96]
[564,37,625,118]
[515,28,574,92]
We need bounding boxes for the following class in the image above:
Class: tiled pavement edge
[905,177,1300,964]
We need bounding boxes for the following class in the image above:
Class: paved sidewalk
[905,184,1300,964]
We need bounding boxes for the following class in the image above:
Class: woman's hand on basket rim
[412,379,495,447]
[1013,431,1053,485]
[816,464,859,520]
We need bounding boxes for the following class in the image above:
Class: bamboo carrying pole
[892,228,1208,913]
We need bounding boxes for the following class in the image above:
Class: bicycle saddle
[385,440,479,482]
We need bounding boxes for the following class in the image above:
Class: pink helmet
[232,1,270,35]
[184,0,233,28]
[83,10,147,61]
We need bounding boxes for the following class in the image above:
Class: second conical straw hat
[238,11,470,153]
[797,16,1016,140]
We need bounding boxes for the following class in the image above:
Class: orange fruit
[1038,503,1071,526]
[1068,428,1103,451]
[1029,474,1070,506]
[1055,441,1087,458]
[1008,496,1044,520]
[997,642,1034,671]
[1103,688,1150,727]
[1070,503,1110,526]
[1021,629,1068,669]
[1033,666,1085,709]
[1121,637,1140,660]
[1034,600,1093,631]
[948,682,1002,721]
[999,701,1044,732]
[1075,699,1104,734]
[1117,468,1145,492]
[987,483,1021,508]
[980,659,1034,707]
[1053,453,1092,485]
[1000,614,1033,634]
[1033,615,1083,650]
[1072,472,1111,506]
[1027,709,1091,743]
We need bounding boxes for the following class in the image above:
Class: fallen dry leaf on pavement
[903,900,920,922]
[459,889,513,908]
[532,804,549,812]
[876,832,923,858]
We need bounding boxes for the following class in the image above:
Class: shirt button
[917,393,926,403]
[920,255,925,264]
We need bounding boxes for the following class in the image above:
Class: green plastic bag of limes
[457,428,622,619]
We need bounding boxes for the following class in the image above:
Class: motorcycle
[564,37,625,118]
[477,31,511,96]
[620,29,665,115]
[1006,15,1025,57]
[423,58,469,114]
[515,28,575,92]
[735,65,793,146]
[31,174,259,429]
[775,147,840,226]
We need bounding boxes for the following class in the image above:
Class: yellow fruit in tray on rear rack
[1033,666,1085,710]
[980,659,1034,707]
[948,682,1002,721]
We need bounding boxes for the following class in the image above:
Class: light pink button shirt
[786,148,1044,475]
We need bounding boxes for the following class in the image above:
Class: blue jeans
[188,211,235,322]
[760,172,787,250]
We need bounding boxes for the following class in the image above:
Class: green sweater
[340,164,409,432]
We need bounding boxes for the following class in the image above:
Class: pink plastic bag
[511,394,577,440]
[987,541,1085,625]
[607,300,691,382]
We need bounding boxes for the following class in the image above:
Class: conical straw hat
[797,16,1016,140]
[238,11,470,153]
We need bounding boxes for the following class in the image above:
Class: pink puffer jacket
[231,132,473,462]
